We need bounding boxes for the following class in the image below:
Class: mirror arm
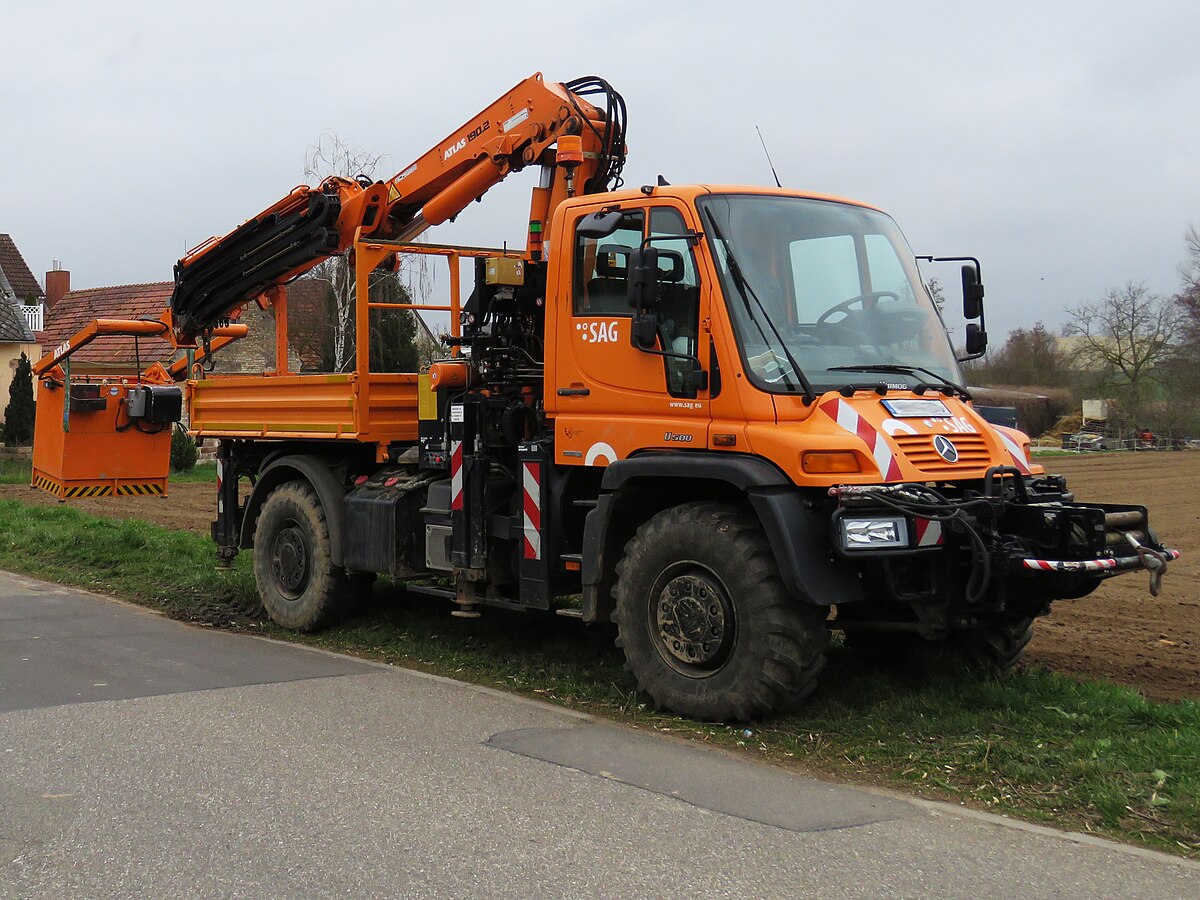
[632,346,709,396]
[639,231,704,249]
[917,255,983,281]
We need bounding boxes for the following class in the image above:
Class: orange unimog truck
[34,74,1178,721]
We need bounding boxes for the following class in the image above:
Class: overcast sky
[2,0,1197,340]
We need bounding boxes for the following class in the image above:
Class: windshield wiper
[703,208,815,404]
[827,364,972,400]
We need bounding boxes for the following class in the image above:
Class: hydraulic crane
[169,74,626,340]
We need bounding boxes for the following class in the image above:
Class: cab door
[550,202,711,468]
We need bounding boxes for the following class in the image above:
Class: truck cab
[545,184,1016,484]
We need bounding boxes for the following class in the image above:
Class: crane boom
[169,73,626,341]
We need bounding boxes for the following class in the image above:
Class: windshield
[697,194,962,394]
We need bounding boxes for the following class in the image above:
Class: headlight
[840,516,908,550]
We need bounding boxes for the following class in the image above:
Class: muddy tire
[253,481,350,632]
[613,502,828,722]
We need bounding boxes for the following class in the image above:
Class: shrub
[3,353,35,446]
[170,424,198,473]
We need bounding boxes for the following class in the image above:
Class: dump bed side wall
[189,372,421,442]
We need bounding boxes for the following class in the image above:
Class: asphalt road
[1,572,1196,899]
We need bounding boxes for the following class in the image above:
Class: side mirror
[681,358,709,398]
[630,311,658,350]
[961,264,984,320]
[964,322,987,356]
[627,246,660,310]
[576,210,623,239]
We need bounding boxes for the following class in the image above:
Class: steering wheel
[816,291,901,326]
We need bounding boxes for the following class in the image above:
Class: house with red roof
[36,270,299,377]
[0,234,45,422]
[34,263,438,380]
[36,280,177,375]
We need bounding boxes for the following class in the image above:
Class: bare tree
[1179,224,1200,300]
[301,132,387,372]
[1063,282,1182,417]
[1159,225,1200,435]
[925,277,945,314]
[414,330,451,369]
[962,322,1069,389]
[1175,224,1200,356]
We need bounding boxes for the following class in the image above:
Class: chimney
[45,260,70,309]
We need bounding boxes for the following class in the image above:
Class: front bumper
[828,474,1180,600]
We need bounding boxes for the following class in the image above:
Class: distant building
[37,271,298,377]
[0,234,45,421]
[37,279,176,375]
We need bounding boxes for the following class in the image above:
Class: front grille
[892,433,992,475]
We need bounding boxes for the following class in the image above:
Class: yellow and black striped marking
[31,474,63,496]
[116,483,165,496]
[62,484,114,499]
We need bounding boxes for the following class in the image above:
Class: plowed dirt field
[4,452,1197,700]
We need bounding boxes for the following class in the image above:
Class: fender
[240,454,349,568]
[580,452,862,622]
[598,451,792,493]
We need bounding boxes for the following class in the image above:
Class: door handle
[557,387,591,397]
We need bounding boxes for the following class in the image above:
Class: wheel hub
[272,525,309,596]
[656,573,731,668]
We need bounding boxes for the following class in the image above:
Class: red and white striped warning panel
[914,518,944,546]
[992,428,1031,475]
[819,398,902,481]
[450,440,463,511]
[522,462,541,560]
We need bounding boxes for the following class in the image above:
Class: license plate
[881,398,952,418]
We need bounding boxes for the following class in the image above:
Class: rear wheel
[253,481,350,632]
[613,502,828,722]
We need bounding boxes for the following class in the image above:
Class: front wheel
[957,616,1035,673]
[613,503,828,722]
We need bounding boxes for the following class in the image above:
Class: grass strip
[0,497,1195,858]
[0,460,216,485]
[0,458,33,484]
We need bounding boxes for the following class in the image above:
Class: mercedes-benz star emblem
[932,434,959,462]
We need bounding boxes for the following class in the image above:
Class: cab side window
[573,210,644,316]
[649,207,702,396]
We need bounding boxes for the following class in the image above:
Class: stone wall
[210,305,301,374]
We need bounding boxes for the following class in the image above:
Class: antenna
[755,125,782,188]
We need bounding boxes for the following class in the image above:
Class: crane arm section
[170,73,626,341]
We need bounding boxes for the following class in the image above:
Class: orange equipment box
[32,377,173,499]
